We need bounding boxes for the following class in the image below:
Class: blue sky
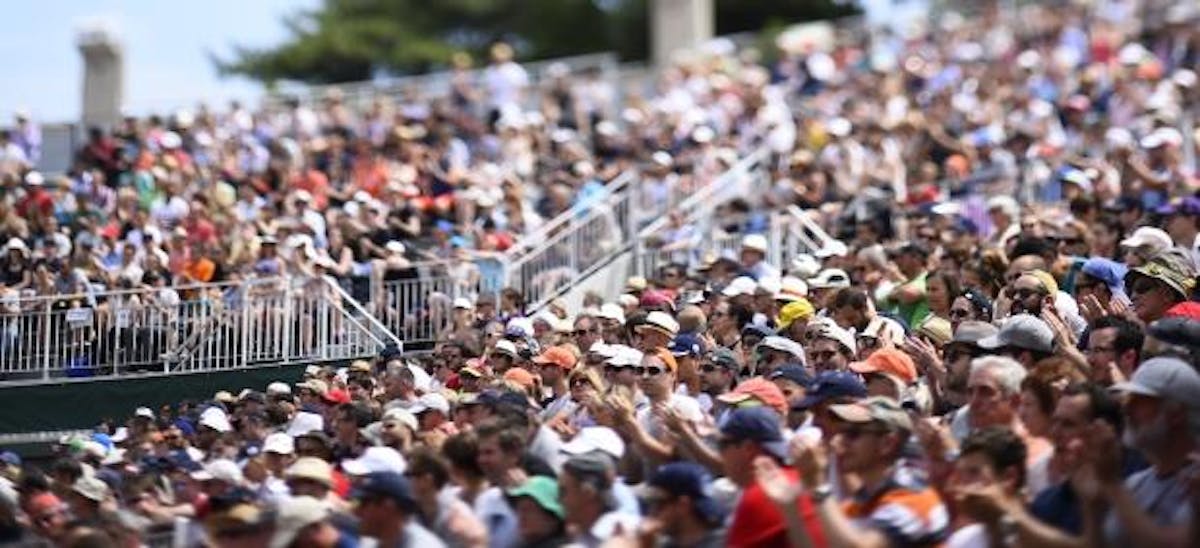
[0,0,318,123]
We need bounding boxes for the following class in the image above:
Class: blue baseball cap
[351,471,418,511]
[0,451,21,467]
[794,370,867,409]
[718,407,788,460]
[643,462,726,523]
[669,333,706,357]
[741,323,774,339]
[1157,196,1200,216]
[768,364,812,387]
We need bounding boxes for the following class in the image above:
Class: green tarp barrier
[0,365,315,435]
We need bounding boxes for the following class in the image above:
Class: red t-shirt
[727,466,827,548]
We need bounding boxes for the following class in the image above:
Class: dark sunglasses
[634,366,665,377]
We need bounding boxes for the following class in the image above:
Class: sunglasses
[634,366,665,377]
[605,364,632,372]
[857,336,879,349]
[572,328,600,337]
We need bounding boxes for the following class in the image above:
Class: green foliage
[214,0,856,84]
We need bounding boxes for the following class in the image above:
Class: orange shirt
[185,257,216,283]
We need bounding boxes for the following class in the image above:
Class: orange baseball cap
[849,348,917,384]
[717,377,788,416]
[503,367,537,389]
[532,346,577,370]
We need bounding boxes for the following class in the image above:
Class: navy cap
[669,333,706,357]
[768,364,812,387]
[1156,196,1200,216]
[477,389,529,410]
[644,462,725,523]
[741,323,774,339]
[0,451,21,467]
[352,471,417,511]
[1103,196,1143,212]
[794,371,867,409]
[718,407,788,460]
[165,450,202,472]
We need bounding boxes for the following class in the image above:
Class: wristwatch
[811,483,834,503]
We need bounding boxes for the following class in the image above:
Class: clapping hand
[754,455,804,508]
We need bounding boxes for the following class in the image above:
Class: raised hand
[754,455,805,508]
[789,436,828,488]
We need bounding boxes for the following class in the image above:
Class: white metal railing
[0,277,397,384]
[632,147,772,277]
[270,52,620,111]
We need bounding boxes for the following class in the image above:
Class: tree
[214,0,856,85]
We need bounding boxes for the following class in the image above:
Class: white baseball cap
[341,446,407,476]
[741,233,769,253]
[286,412,325,438]
[637,311,680,337]
[191,459,244,485]
[807,269,851,290]
[1120,227,1172,251]
[199,407,232,433]
[410,393,451,416]
[598,303,626,324]
[722,276,758,297]
[561,426,625,459]
[263,433,295,455]
[760,336,805,358]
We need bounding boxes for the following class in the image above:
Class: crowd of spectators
[3,0,1200,547]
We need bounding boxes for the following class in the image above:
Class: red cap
[321,389,351,405]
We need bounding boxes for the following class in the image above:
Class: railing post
[41,306,51,381]
[240,288,251,369]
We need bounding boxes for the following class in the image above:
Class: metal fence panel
[0,277,397,385]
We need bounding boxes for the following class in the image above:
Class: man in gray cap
[558,452,639,546]
[933,321,999,414]
[1080,356,1200,546]
[977,314,1054,368]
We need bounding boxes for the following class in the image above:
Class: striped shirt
[843,466,950,547]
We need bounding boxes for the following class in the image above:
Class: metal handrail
[322,276,404,350]
[503,169,638,260]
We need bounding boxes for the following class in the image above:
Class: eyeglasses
[635,366,665,377]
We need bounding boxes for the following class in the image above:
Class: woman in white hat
[0,238,31,291]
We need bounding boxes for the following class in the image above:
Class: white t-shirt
[483,62,529,110]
